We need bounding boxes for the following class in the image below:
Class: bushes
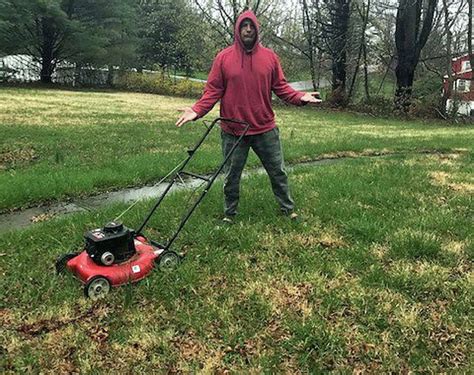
[349,96,394,117]
[115,71,204,98]
[348,92,445,120]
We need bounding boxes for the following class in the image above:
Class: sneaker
[289,212,299,221]
[222,216,234,224]
[282,210,299,220]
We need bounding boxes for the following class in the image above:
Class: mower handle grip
[206,117,250,129]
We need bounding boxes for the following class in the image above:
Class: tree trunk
[469,0,473,73]
[363,41,370,100]
[39,16,57,84]
[302,0,319,91]
[394,60,415,111]
[441,0,453,115]
[348,0,370,101]
[107,65,115,87]
[394,0,437,113]
[328,0,351,106]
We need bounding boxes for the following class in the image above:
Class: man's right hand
[176,107,198,127]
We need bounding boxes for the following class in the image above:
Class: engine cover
[85,221,136,265]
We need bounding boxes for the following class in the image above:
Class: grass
[0,153,472,372]
[0,86,473,211]
[0,87,473,372]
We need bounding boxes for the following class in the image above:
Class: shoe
[282,210,299,220]
[222,216,234,224]
[289,212,299,221]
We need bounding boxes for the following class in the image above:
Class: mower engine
[85,221,136,266]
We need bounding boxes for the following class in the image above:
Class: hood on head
[234,10,260,52]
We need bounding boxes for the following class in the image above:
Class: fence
[0,54,114,86]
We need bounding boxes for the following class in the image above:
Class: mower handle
[136,117,250,236]
[203,117,251,132]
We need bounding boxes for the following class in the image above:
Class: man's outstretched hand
[176,107,198,127]
[301,92,322,104]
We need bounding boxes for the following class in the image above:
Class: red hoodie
[191,10,306,136]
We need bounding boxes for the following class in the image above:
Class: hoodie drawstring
[240,52,253,71]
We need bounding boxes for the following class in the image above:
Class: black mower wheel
[158,251,180,271]
[55,252,79,274]
[84,276,111,300]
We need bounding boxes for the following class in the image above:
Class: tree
[394,0,437,112]
[138,0,211,74]
[301,0,325,90]
[294,0,352,105]
[323,0,352,106]
[347,0,371,101]
[469,0,473,73]
[193,0,288,47]
[269,0,353,105]
[0,0,137,83]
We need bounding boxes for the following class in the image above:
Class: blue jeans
[221,128,294,216]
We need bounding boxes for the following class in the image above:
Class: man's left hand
[301,92,322,104]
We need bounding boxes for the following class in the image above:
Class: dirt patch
[429,171,474,194]
[435,153,462,166]
[171,330,205,361]
[0,147,38,170]
[258,228,347,252]
[271,282,314,317]
[30,212,56,223]
[447,182,474,193]
[370,243,389,259]
[430,171,450,185]
[244,280,314,318]
[15,304,109,337]
[317,148,392,160]
[441,240,468,255]
[428,323,467,369]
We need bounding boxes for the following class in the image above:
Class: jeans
[221,127,294,216]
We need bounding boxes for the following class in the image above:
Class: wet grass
[0,150,472,373]
[1,86,473,211]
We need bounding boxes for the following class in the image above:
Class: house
[443,54,473,116]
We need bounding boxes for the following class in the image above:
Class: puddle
[0,153,411,234]
[0,179,204,234]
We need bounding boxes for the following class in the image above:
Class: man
[176,10,321,223]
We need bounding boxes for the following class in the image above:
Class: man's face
[240,18,256,49]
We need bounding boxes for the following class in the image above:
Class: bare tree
[394,0,437,112]
[469,0,473,72]
[322,0,352,106]
[439,0,468,112]
[301,0,322,90]
[348,0,371,100]
[192,0,283,46]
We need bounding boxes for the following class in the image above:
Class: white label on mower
[132,265,141,273]
[92,230,105,239]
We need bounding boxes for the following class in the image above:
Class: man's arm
[176,55,225,127]
[271,53,321,105]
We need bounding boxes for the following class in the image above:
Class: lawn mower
[56,117,250,299]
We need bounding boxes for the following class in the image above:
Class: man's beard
[243,38,256,50]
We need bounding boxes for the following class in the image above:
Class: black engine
[85,221,136,266]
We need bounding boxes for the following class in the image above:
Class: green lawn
[0,87,472,211]
[0,87,473,373]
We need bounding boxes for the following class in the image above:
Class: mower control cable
[112,157,188,222]
[112,119,219,223]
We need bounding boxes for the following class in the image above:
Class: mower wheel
[158,251,180,271]
[55,252,79,274]
[84,276,111,300]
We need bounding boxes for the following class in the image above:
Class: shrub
[408,94,443,119]
[115,71,204,98]
[349,95,394,117]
